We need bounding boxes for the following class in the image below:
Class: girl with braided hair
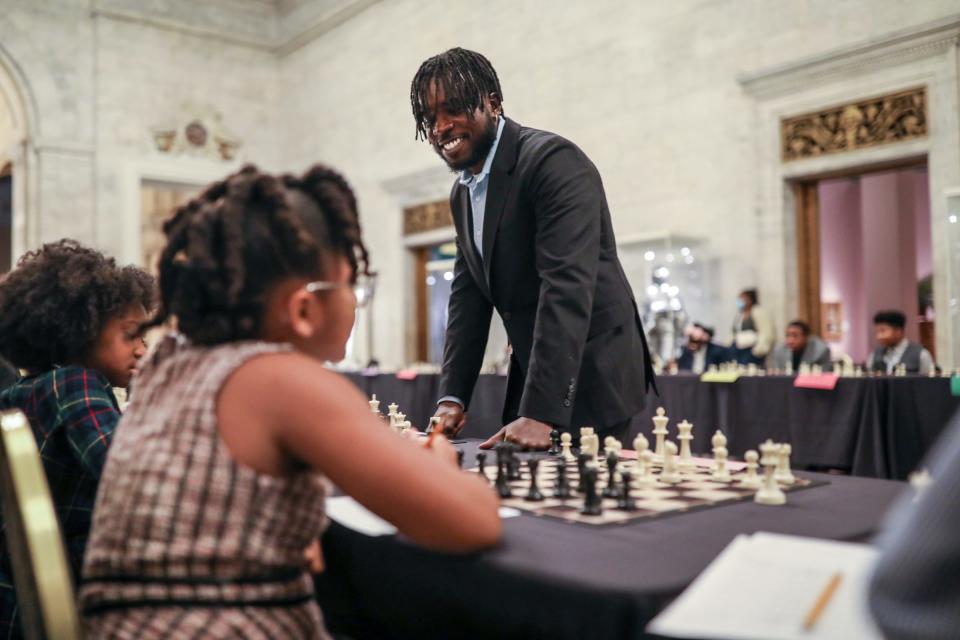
[79,164,501,639]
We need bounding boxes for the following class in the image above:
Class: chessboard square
[633,489,680,499]
[683,489,744,501]
[633,498,693,512]
[678,481,728,490]
[567,510,634,523]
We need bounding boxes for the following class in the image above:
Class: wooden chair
[0,409,82,639]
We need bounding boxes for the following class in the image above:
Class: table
[343,372,960,480]
[314,440,906,640]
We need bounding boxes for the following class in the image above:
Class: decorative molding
[277,0,382,56]
[781,87,927,162]
[150,103,241,162]
[403,200,452,236]
[739,15,960,98]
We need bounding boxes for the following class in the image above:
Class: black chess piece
[494,445,512,498]
[602,451,620,499]
[524,459,544,502]
[456,449,465,469]
[548,428,561,456]
[553,460,572,499]
[617,471,636,510]
[576,452,590,493]
[579,466,602,516]
[476,452,487,482]
[508,454,522,480]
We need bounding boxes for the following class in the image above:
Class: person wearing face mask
[676,323,728,374]
[731,288,774,367]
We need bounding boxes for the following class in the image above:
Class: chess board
[471,455,826,527]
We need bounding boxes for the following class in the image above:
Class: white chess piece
[603,435,616,459]
[736,450,762,489]
[560,432,575,461]
[677,420,695,473]
[798,362,811,376]
[634,449,659,488]
[812,364,823,375]
[708,363,718,373]
[710,430,731,482]
[774,443,796,485]
[369,394,380,415]
[652,407,669,461]
[754,440,786,505]
[660,441,682,484]
[785,361,794,376]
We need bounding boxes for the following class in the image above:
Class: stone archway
[0,40,38,268]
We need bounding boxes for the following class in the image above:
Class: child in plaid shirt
[0,239,154,637]
[79,165,501,639]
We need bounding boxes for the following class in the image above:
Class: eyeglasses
[305,274,376,308]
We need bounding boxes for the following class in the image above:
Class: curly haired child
[0,239,155,636]
[79,165,501,639]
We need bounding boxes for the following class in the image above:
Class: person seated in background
[731,288,774,366]
[677,323,728,374]
[770,320,833,372]
[866,310,934,375]
[79,165,501,639]
[869,408,960,638]
[0,240,154,638]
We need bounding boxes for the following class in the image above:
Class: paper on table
[327,497,520,538]
[647,531,882,640]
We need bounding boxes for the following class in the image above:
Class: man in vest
[866,310,934,375]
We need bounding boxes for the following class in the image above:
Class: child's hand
[303,539,324,573]
[425,432,458,467]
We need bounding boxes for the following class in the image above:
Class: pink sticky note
[794,374,839,390]
[395,370,418,380]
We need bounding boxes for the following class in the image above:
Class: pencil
[802,571,843,631]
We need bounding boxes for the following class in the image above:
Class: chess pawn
[677,420,695,473]
[652,407,669,461]
[634,449,658,488]
[708,363,718,373]
[774,443,796,485]
[603,435,616,459]
[755,440,786,505]
[659,441,682,484]
[711,445,732,482]
[736,450,762,489]
[784,361,794,376]
[633,432,649,455]
[812,364,823,375]
[798,362,811,376]
[560,432,576,461]
[711,430,727,455]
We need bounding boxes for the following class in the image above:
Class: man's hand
[433,401,466,436]
[479,417,552,450]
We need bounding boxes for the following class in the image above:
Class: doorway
[794,162,934,363]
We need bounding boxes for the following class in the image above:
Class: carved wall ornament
[403,200,453,235]
[781,87,927,162]
[150,103,241,161]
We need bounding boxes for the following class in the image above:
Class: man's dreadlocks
[410,47,504,140]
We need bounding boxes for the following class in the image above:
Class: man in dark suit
[413,48,655,450]
[676,324,728,374]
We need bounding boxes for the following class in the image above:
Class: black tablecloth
[343,372,960,480]
[315,440,906,640]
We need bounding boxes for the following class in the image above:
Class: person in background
[869,408,960,638]
[866,310,934,375]
[731,288,774,367]
[677,323,728,374]
[770,320,833,372]
[0,240,154,637]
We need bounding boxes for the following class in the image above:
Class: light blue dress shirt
[457,116,505,260]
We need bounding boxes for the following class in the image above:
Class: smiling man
[412,48,655,450]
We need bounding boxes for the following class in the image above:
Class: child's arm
[218,353,502,553]
[55,368,121,479]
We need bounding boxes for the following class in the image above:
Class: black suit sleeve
[438,236,493,409]
[519,143,602,426]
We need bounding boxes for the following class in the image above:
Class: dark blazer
[439,118,655,433]
[677,342,729,372]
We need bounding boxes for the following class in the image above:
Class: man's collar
[459,115,506,186]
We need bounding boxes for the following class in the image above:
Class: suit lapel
[455,184,491,299]
[481,118,520,286]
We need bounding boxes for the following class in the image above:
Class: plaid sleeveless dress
[80,336,331,639]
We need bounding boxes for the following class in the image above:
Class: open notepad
[648,532,883,640]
